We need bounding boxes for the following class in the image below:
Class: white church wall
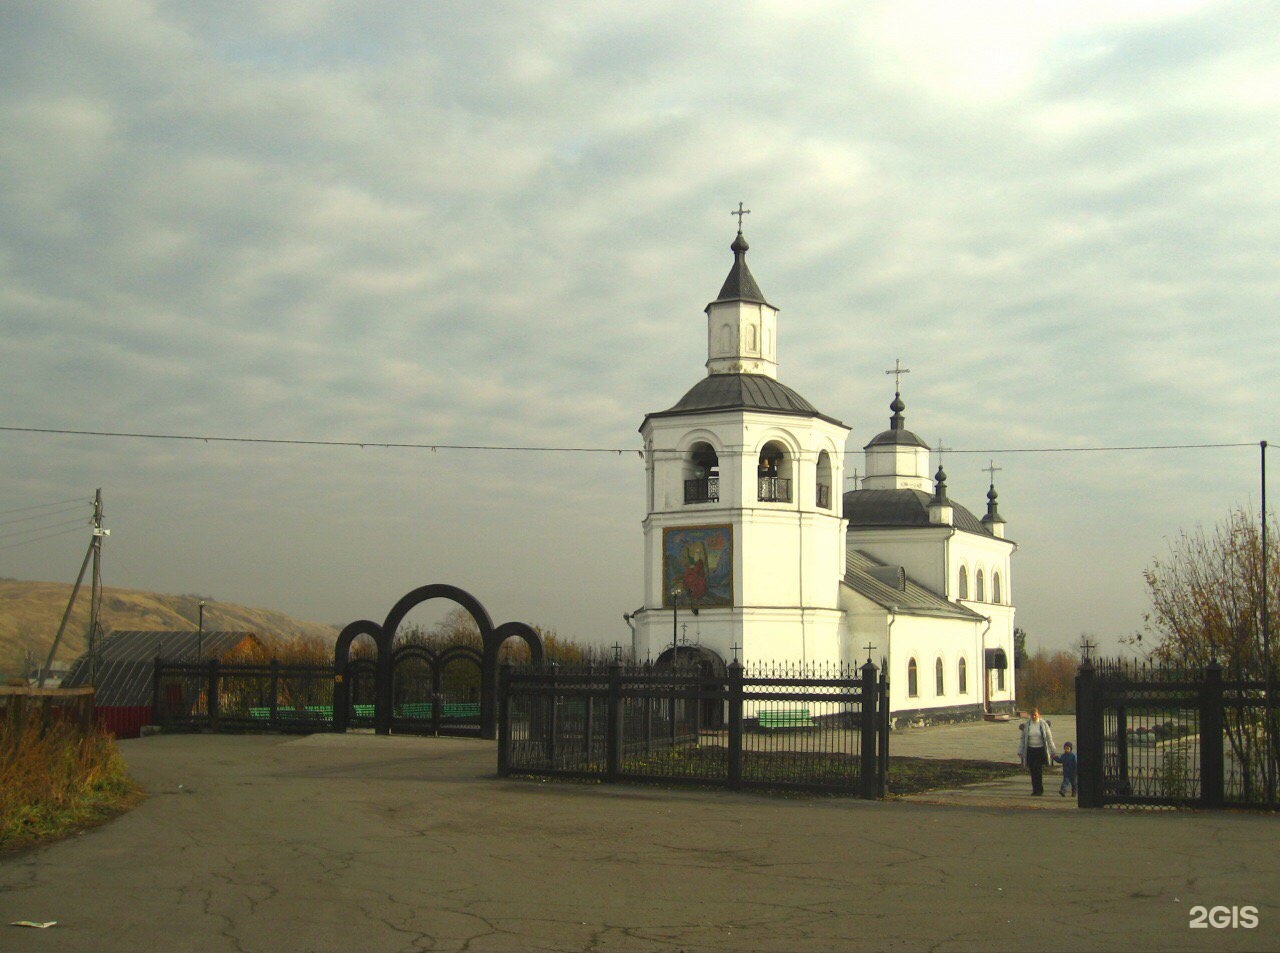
[886,614,985,719]
[838,586,890,665]
[862,444,931,492]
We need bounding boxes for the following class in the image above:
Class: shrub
[0,716,139,850]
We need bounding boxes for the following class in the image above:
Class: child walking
[1053,741,1078,797]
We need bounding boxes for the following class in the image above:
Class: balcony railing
[684,477,719,504]
[757,476,792,503]
[816,483,831,509]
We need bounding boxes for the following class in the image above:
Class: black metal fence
[1077,658,1279,810]
[152,660,339,732]
[498,659,887,797]
[151,657,485,736]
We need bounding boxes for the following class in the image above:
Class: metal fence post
[860,660,879,799]
[546,663,559,767]
[607,662,622,781]
[1115,701,1129,794]
[1076,659,1103,808]
[431,664,443,737]
[878,669,890,797]
[727,660,743,790]
[1200,660,1224,808]
[269,658,280,728]
[207,659,220,731]
[333,660,349,732]
[497,662,512,776]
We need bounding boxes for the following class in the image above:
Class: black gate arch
[483,621,545,738]
[655,644,727,729]
[377,584,497,735]
[435,644,485,731]
[336,584,542,738]
[333,619,386,731]
[382,584,497,642]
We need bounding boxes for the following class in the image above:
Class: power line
[0,425,634,454]
[0,424,1264,456]
[0,524,87,552]
[0,495,91,516]
[0,502,90,527]
[0,515,91,541]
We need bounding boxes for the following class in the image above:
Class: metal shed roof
[61,630,260,707]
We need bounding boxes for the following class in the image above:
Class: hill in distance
[0,579,338,675]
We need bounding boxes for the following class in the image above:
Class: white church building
[630,227,1016,722]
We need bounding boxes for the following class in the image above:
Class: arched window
[719,325,733,352]
[935,657,945,696]
[958,657,967,694]
[958,565,969,600]
[746,324,757,351]
[684,442,719,504]
[993,572,1002,604]
[907,658,918,697]
[815,450,832,509]
[757,441,792,502]
[976,569,985,602]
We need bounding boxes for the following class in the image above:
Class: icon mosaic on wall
[662,524,733,607]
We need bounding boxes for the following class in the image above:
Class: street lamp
[197,600,207,660]
[669,584,699,665]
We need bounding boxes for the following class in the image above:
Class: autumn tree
[1142,507,1279,676]
[1016,648,1077,713]
[1141,507,1279,800]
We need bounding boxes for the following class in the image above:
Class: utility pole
[38,492,96,687]
[88,489,106,684]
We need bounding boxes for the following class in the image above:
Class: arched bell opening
[757,440,793,502]
[816,449,833,509]
[684,441,720,504]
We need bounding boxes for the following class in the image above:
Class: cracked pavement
[1,732,1276,952]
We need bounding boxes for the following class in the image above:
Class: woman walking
[1018,708,1057,796]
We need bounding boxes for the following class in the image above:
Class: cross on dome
[885,358,910,393]
[731,202,750,232]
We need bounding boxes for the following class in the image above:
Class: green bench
[243,701,480,722]
[247,706,334,721]
[393,702,481,720]
[757,708,815,730]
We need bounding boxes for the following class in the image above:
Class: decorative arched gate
[388,643,485,736]
[333,584,544,739]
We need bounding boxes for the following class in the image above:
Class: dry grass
[0,717,140,852]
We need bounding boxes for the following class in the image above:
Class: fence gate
[1077,658,1279,810]
[389,644,484,737]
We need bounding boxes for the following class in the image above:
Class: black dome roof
[864,427,931,450]
[645,374,844,426]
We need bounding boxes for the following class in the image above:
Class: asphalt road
[1,731,1276,953]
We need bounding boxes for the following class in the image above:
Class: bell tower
[634,217,850,667]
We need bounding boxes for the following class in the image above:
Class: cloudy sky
[1,0,1276,654]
